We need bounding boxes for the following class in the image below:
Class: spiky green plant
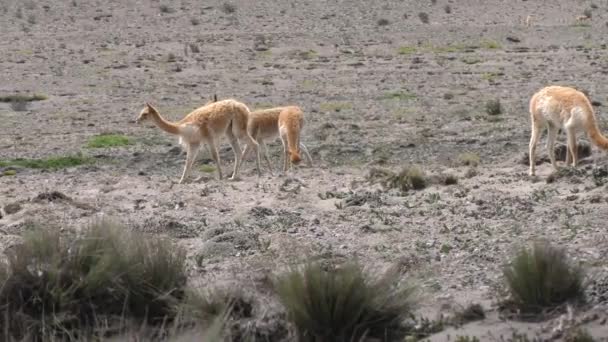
[503,242,585,313]
[275,262,416,342]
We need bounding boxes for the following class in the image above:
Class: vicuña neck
[150,110,180,135]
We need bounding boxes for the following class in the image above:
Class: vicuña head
[135,102,157,124]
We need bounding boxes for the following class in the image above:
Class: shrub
[503,242,585,313]
[87,134,132,148]
[441,174,458,185]
[275,262,416,342]
[0,220,187,340]
[367,166,427,191]
[453,303,485,325]
[0,94,47,103]
[377,18,390,26]
[457,152,480,167]
[221,3,236,14]
[418,12,429,24]
[485,98,502,115]
[444,5,452,14]
[565,328,596,342]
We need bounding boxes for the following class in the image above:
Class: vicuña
[528,85,608,176]
[240,106,312,175]
[136,100,258,183]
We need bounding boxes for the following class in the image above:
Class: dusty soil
[2,0,608,340]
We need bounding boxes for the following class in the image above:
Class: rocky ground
[2,0,608,340]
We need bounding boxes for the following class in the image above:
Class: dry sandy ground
[2,0,608,340]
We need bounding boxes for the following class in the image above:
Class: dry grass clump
[275,262,416,342]
[457,152,480,167]
[502,242,585,315]
[0,220,187,340]
[367,166,427,191]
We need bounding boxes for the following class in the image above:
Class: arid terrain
[2,0,608,340]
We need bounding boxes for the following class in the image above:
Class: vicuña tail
[584,105,608,150]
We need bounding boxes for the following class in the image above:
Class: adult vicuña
[240,106,312,175]
[136,100,258,183]
[528,85,608,176]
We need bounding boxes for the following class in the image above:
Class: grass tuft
[485,98,502,115]
[457,152,480,167]
[0,220,188,340]
[503,242,585,314]
[275,262,416,342]
[367,166,427,191]
[381,90,417,101]
[86,134,133,148]
[200,165,216,173]
[565,328,596,342]
[0,154,94,170]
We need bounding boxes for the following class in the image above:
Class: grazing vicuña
[528,85,608,176]
[240,106,312,175]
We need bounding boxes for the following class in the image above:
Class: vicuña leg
[546,124,559,170]
[206,135,223,180]
[226,129,243,180]
[280,134,290,172]
[566,126,578,167]
[528,122,542,176]
[179,143,201,184]
[300,143,313,167]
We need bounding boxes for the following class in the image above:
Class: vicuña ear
[213,94,218,102]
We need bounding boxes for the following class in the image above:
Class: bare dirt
[2,0,608,340]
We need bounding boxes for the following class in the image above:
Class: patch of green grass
[2,170,16,176]
[480,39,501,49]
[298,49,317,60]
[200,165,216,173]
[300,79,316,91]
[482,72,500,82]
[319,101,352,112]
[502,242,585,314]
[86,134,133,148]
[426,44,468,53]
[275,262,417,342]
[0,154,93,170]
[381,90,417,101]
[0,220,188,340]
[455,336,481,342]
[0,94,47,102]
[398,46,418,55]
[461,57,482,65]
[457,152,480,167]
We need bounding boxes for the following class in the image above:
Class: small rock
[566,195,579,201]
[506,36,521,43]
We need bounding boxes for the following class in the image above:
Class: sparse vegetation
[381,90,417,101]
[453,303,485,325]
[275,262,416,342]
[200,165,216,173]
[502,242,585,314]
[565,328,596,342]
[485,98,502,115]
[367,166,428,191]
[398,46,418,55]
[86,134,133,148]
[377,18,390,26]
[441,174,458,185]
[0,154,94,170]
[418,12,430,24]
[159,4,175,13]
[0,220,188,340]
[221,2,236,14]
[455,336,481,342]
[191,17,200,26]
[319,101,352,112]
[457,152,480,167]
[0,94,47,103]
[444,5,452,14]
[481,39,502,49]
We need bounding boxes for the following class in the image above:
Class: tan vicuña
[528,85,608,176]
[240,106,312,175]
[136,99,258,183]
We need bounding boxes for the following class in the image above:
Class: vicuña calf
[240,106,312,175]
[528,85,608,176]
[136,100,258,183]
